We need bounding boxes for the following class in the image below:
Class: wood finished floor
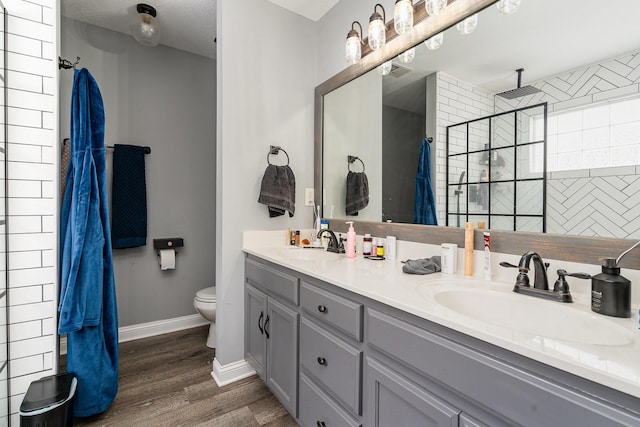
[65,326,298,427]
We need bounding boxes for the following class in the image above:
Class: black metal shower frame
[445,102,548,232]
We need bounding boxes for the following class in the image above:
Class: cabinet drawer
[246,257,299,305]
[299,374,361,427]
[301,281,362,341]
[300,318,362,415]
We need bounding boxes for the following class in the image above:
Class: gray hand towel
[346,171,369,216]
[402,256,442,274]
[258,164,296,217]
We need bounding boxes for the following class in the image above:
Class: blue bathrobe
[413,138,438,225]
[59,68,119,417]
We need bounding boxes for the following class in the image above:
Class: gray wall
[60,17,216,327]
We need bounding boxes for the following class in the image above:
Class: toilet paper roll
[159,249,176,270]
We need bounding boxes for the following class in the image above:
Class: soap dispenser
[345,221,356,258]
[591,258,631,318]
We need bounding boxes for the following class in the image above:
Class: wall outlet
[305,188,315,207]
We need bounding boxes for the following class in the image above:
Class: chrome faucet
[316,229,345,253]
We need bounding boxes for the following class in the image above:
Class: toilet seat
[195,286,216,303]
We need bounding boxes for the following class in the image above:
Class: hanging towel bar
[267,145,289,165]
[59,56,81,70]
[348,155,365,173]
[106,145,151,154]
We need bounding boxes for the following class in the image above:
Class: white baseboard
[60,314,209,355]
[211,358,256,387]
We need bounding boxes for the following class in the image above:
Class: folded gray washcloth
[346,171,369,216]
[258,164,296,217]
[402,256,442,275]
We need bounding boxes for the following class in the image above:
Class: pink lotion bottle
[346,221,356,258]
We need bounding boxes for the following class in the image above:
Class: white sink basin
[431,288,634,346]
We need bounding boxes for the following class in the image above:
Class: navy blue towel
[111,144,147,248]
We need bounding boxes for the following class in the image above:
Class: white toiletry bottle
[346,221,356,258]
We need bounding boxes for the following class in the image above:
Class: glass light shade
[496,0,522,15]
[345,34,362,64]
[398,47,415,64]
[378,60,393,76]
[130,11,161,47]
[425,0,447,16]
[368,17,386,50]
[394,0,414,35]
[424,32,444,50]
[456,13,478,35]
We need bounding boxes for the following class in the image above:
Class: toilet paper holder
[153,238,184,253]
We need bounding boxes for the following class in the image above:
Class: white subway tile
[8,180,41,197]
[41,249,53,267]
[7,51,52,77]
[9,301,52,324]
[11,355,43,377]
[42,284,53,302]
[8,125,53,146]
[42,76,53,95]
[9,286,42,305]
[8,216,41,233]
[6,2,42,23]
[41,216,54,233]
[42,112,53,130]
[7,34,40,58]
[6,70,42,93]
[41,145,54,163]
[8,250,42,269]
[41,41,53,60]
[7,143,41,162]
[9,320,41,341]
[41,181,53,198]
[7,16,52,44]
[41,316,55,335]
[42,7,54,26]
[8,233,53,252]
[7,89,53,113]
[42,352,53,370]
[8,161,53,180]
[7,107,41,128]
[26,0,53,8]
[8,266,54,288]
[9,198,54,216]
[9,334,51,360]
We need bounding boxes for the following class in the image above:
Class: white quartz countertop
[243,242,640,400]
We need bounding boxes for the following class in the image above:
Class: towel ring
[348,155,365,173]
[267,145,290,166]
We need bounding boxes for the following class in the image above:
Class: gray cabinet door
[245,284,267,379]
[364,357,459,427]
[266,297,299,417]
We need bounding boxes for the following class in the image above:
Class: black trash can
[19,373,77,427]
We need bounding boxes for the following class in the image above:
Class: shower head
[496,68,542,100]
[457,171,465,190]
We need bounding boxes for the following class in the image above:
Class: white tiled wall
[4,0,57,423]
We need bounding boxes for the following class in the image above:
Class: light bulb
[130,4,161,47]
[496,0,522,15]
[456,13,478,35]
[424,32,444,50]
[368,16,386,50]
[398,47,415,64]
[378,60,393,76]
[345,33,362,64]
[394,0,414,35]
[425,0,447,16]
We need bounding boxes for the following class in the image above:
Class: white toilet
[194,286,216,348]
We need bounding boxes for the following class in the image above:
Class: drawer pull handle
[317,422,326,427]
[317,305,327,313]
[264,315,270,339]
[258,311,264,335]
[317,357,327,366]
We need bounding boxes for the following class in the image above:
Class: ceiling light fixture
[424,32,444,50]
[378,60,393,76]
[425,0,447,16]
[130,3,161,47]
[456,13,478,34]
[345,21,365,64]
[398,47,415,64]
[496,0,522,15]
[394,0,414,35]
[368,4,387,51]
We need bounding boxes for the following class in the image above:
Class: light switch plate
[305,188,314,206]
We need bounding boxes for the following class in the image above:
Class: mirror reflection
[322,0,640,239]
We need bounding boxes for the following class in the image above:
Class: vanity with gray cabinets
[244,253,640,426]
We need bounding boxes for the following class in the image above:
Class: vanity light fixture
[378,59,393,76]
[425,0,447,16]
[368,3,387,51]
[345,21,365,64]
[424,32,444,50]
[398,47,415,63]
[456,13,478,34]
[394,0,414,35]
[130,3,161,47]
[496,0,522,15]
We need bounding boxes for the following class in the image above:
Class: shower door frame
[445,102,548,232]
